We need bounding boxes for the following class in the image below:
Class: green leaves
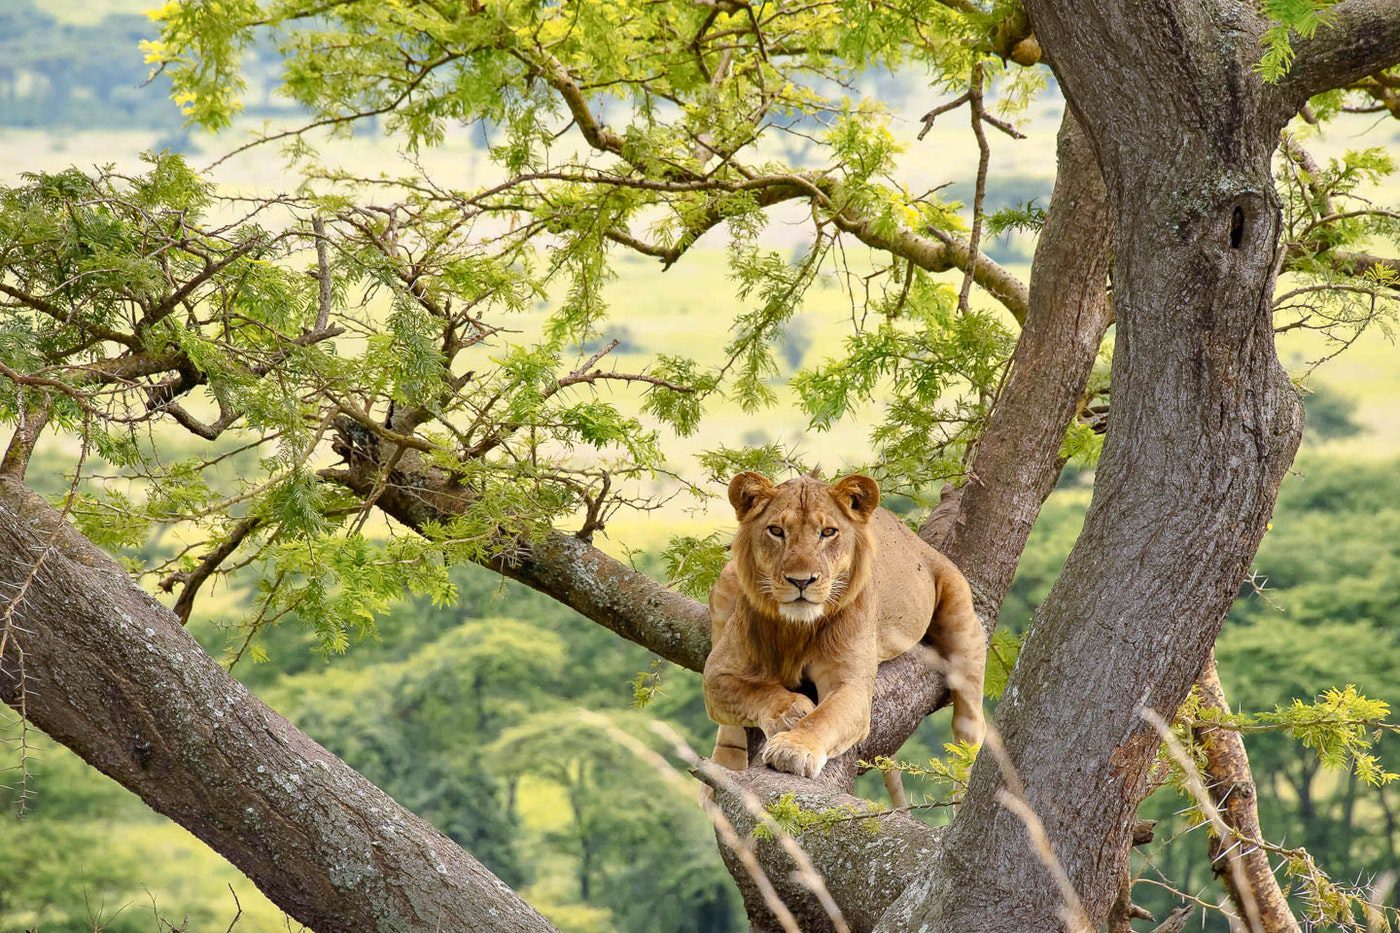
[757,792,882,839]
[641,355,715,437]
[1276,143,1399,364]
[145,0,260,130]
[696,443,807,487]
[984,630,1023,701]
[1257,0,1341,82]
[862,741,981,801]
[725,241,829,412]
[660,532,728,602]
[266,531,457,655]
[384,300,448,408]
[792,270,1012,496]
[1208,686,1398,786]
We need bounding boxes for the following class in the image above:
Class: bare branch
[161,516,263,625]
[1191,656,1302,933]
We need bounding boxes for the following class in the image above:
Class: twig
[959,61,990,316]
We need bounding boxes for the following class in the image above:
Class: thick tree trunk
[883,4,1321,930]
[0,476,555,933]
[1195,657,1301,932]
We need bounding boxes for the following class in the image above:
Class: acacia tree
[1,0,1398,931]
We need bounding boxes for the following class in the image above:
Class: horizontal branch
[317,459,713,671]
[1284,242,1400,286]
[519,52,1030,320]
[0,281,140,348]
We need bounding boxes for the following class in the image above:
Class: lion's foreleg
[760,672,875,779]
[699,724,753,806]
[703,669,816,736]
[711,725,749,771]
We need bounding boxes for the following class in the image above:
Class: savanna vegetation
[1,0,1398,931]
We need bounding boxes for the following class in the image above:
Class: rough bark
[0,476,556,933]
[1195,657,1301,933]
[921,107,1113,629]
[882,2,1380,929]
[705,768,942,933]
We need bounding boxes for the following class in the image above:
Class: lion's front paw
[761,731,829,779]
[759,695,816,738]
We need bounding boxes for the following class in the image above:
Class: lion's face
[727,472,880,624]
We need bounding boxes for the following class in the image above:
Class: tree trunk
[1194,657,1300,933]
[706,767,940,933]
[0,476,555,933]
[885,3,1315,929]
[923,107,1113,631]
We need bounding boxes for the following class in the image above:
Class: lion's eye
[820,527,838,538]
[766,525,784,539]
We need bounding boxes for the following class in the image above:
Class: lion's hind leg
[883,769,908,808]
[927,568,987,747]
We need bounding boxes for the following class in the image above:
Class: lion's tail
[712,725,749,770]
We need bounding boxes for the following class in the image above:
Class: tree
[2,1,1399,931]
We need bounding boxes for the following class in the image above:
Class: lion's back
[868,508,945,660]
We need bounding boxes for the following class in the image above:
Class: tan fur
[703,473,986,779]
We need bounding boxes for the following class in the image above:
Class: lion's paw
[761,731,828,779]
[759,695,816,738]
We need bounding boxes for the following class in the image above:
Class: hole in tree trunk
[1229,206,1245,248]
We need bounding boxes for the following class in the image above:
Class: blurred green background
[1,1,1397,930]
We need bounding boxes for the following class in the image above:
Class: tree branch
[519,50,1031,320]
[1193,655,1301,932]
[160,515,263,625]
[0,281,140,348]
[316,461,713,671]
[920,107,1112,625]
[325,107,1109,928]
[908,1,1308,926]
[703,766,940,933]
[1279,0,1400,105]
[0,476,556,933]
[1284,243,1400,286]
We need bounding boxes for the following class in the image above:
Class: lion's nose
[785,574,819,591]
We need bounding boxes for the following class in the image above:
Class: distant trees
[0,0,292,132]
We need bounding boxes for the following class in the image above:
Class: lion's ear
[728,471,774,521]
[831,474,880,520]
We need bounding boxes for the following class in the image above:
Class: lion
[703,471,986,780]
